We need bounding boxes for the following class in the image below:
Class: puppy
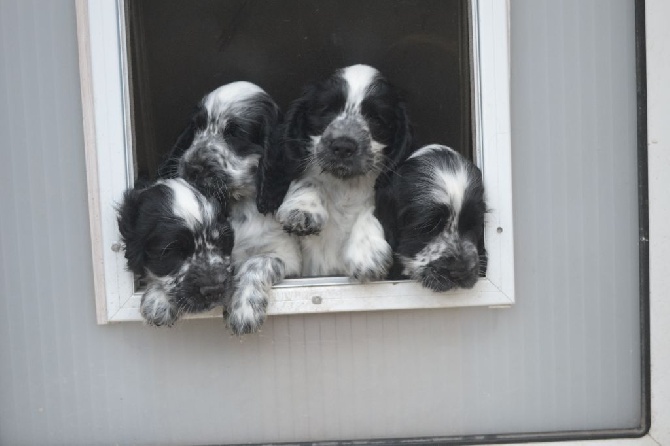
[160,81,281,209]
[257,64,412,281]
[117,178,235,326]
[381,144,487,291]
[162,81,301,335]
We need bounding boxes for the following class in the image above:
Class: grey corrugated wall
[0,0,640,444]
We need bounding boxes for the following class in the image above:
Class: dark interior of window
[125,0,472,180]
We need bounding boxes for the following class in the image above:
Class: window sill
[109,277,513,322]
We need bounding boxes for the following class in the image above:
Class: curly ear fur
[256,91,311,214]
[257,94,282,151]
[116,186,148,277]
[157,104,208,179]
[373,97,413,280]
[373,172,404,279]
[254,94,286,212]
[376,99,413,190]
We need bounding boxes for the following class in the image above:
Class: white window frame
[76,0,515,325]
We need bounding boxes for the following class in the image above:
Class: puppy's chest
[300,176,376,275]
[320,175,374,235]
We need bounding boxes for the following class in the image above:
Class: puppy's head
[177,82,280,204]
[396,145,486,292]
[291,65,411,179]
[117,178,235,325]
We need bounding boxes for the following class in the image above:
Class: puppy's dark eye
[425,214,447,234]
[363,109,395,142]
[412,204,450,236]
[224,121,244,138]
[316,102,339,117]
[147,240,184,259]
[367,114,389,127]
[146,227,194,259]
[144,237,192,277]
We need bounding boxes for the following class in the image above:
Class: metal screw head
[312,295,322,304]
[496,227,503,234]
[111,242,123,252]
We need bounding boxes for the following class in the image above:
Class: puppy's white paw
[276,181,328,235]
[226,286,268,335]
[346,240,393,282]
[140,285,179,326]
[345,211,393,282]
[276,207,327,236]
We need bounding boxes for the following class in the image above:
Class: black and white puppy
[257,64,412,280]
[162,81,301,335]
[382,144,487,291]
[161,82,281,208]
[117,178,235,325]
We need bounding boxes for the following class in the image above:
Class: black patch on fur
[117,183,182,276]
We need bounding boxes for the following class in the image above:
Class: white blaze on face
[340,64,379,112]
[204,81,265,116]
[408,144,457,161]
[335,65,388,159]
[167,179,203,230]
[433,166,469,219]
[411,145,469,219]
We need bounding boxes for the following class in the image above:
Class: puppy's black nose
[329,138,357,159]
[430,256,467,279]
[442,256,475,281]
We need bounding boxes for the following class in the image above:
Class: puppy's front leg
[276,179,328,236]
[344,209,393,282]
[226,255,285,335]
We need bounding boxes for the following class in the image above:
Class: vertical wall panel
[0,0,640,444]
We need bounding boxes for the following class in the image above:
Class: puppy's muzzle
[200,283,228,299]
[196,269,231,298]
[317,117,373,178]
[323,117,370,149]
[427,255,478,288]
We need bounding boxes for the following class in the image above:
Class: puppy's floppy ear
[256,89,312,214]
[157,103,208,179]
[258,94,282,152]
[374,172,403,279]
[255,122,287,214]
[377,100,413,189]
[116,186,148,276]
